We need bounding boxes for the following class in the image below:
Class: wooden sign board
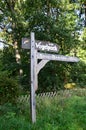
[22,38,60,53]
[22,38,30,49]
[35,41,60,53]
[37,52,79,62]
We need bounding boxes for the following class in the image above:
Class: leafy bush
[0,73,20,104]
[70,61,86,87]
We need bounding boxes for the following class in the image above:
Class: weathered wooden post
[21,32,79,123]
[30,32,37,123]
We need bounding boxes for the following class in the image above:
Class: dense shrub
[0,73,20,104]
[70,61,86,87]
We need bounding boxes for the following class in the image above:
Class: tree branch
[0,40,13,47]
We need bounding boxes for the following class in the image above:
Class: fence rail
[17,88,86,104]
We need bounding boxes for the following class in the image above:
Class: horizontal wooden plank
[37,52,79,62]
[22,38,60,53]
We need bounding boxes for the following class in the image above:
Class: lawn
[0,89,86,130]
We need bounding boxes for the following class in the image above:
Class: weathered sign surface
[22,38,30,49]
[35,41,60,52]
[22,38,60,53]
[37,52,79,62]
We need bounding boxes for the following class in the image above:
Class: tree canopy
[0,0,86,92]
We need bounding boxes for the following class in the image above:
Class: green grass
[0,91,86,130]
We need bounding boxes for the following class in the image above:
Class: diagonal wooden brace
[37,59,49,74]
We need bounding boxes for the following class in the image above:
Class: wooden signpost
[22,32,79,123]
[22,38,60,52]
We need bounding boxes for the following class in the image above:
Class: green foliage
[0,90,86,130]
[38,61,66,92]
[70,61,86,87]
[0,72,20,104]
[0,0,85,92]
